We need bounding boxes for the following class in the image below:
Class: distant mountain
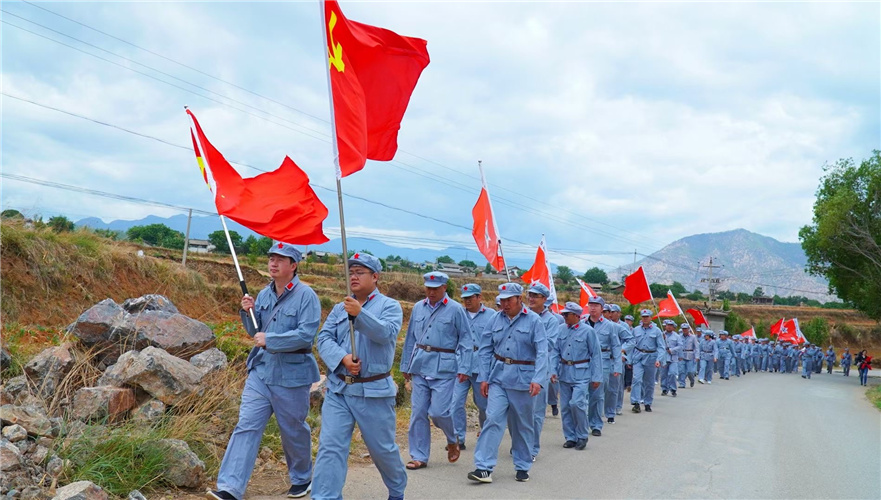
[613,229,833,301]
[76,215,261,241]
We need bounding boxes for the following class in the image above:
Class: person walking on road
[825,346,836,374]
[841,348,853,377]
[802,343,817,379]
[583,296,620,433]
[678,323,698,388]
[626,309,665,413]
[659,320,681,397]
[697,331,718,384]
[857,351,872,386]
[524,283,561,460]
[452,284,491,450]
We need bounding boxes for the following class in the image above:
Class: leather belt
[337,372,391,385]
[601,348,611,352]
[416,344,456,354]
[561,357,590,366]
[494,353,535,366]
[702,351,714,354]
[291,348,311,354]
[636,348,656,353]
[684,349,694,351]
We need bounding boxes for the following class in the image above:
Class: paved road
[255,371,881,499]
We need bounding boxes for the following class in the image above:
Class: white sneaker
[698,379,705,384]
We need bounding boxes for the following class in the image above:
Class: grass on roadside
[867,384,881,410]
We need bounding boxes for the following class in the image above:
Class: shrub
[803,317,831,346]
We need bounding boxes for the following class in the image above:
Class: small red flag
[769,318,785,337]
[520,236,558,305]
[741,326,756,338]
[575,278,598,308]
[323,0,430,178]
[686,308,709,328]
[472,187,505,272]
[654,290,681,318]
[188,110,329,245]
[623,266,653,305]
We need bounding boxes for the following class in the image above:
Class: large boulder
[23,344,75,397]
[71,386,135,422]
[66,299,133,363]
[189,348,228,377]
[121,294,178,315]
[0,405,53,437]
[52,481,109,500]
[1,438,22,471]
[128,310,214,360]
[97,347,204,406]
[154,439,204,488]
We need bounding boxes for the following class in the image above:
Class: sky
[2,1,879,273]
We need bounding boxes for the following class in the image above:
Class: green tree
[799,150,881,319]
[670,281,687,296]
[437,255,455,264]
[47,215,74,232]
[127,224,185,249]
[582,267,609,285]
[484,263,493,274]
[243,235,272,256]
[735,292,751,303]
[556,265,574,284]
[1,209,23,219]
[458,260,478,269]
[802,317,830,346]
[649,283,667,299]
[724,310,750,335]
[753,286,764,297]
[208,230,243,254]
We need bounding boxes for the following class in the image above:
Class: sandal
[406,460,427,470]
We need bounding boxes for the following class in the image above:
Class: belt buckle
[344,375,355,385]
[504,357,513,365]
[424,345,433,352]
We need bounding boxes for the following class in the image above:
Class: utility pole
[700,257,722,304]
[182,208,192,267]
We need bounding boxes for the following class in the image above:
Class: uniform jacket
[464,305,493,375]
[550,320,603,384]
[680,334,699,361]
[697,338,718,361]
[625,323,666,364]
[401,294,472,378]
[477,306,548,391]
[586,316,623,373]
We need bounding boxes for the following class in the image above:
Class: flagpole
[478,160,511,281]
[186,107,259,332]
[320,0,357,361]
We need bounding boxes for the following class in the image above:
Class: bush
[803,317,830,346]
[724,311,750,335]
[835,322,860,344]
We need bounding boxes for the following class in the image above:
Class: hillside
[615,228,833,301]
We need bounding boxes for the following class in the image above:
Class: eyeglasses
[348,271,373,277]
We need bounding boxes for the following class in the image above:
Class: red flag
[623,266,653,305]
[769,318,785,337]
[686,308,709,328]
[472,187,505,272]
[780,319,800,343]
[741,326,756,338]
[654,290,681,318]
[520,236,558,305]
[575,278,598,308]
[323,0,430,178]
[188,110,329,245]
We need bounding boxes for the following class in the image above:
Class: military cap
[497,282,523,299]
[268,241,303,262]
[423,271,449,288]
[681,323,690,329]
[588,295,606,306]
[624,314,634,321]
[640,309,652,317]
[527,282,550,297]
[561,302,583,316]
[609,304,622,313]
[461,284,481,298]
[602,304,612,312]
[348,252,382,273]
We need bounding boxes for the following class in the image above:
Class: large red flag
[188,110,329,245]
[686,308,709,328]
[323,0,430,178]
[769,318,785,337]
[654,290,681,318]
[472,187,505,272]
[780,319,800,343]
[520,236,557,305]
[623,266,653,305]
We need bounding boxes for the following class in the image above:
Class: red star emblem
[464,286,468,290]
[443,298,448,304]
[277,243,284,249]
[502,285,506,290]
[354,253,359,259]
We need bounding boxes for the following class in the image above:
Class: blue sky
[2,1,878,272]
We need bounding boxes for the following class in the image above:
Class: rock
[310,375,327,409]
[98,347,204,406]
[14,440,33,455]
[71,387,135,422]
[153,439,204,488]
[126,491,146,500]
[128,311,215,360]
[0,406,53,437]
[1,348,11,371]
[66,299,133,363]
[8,489,20,498]
[130,400,165,424]
[20,486,44,500]
[51,481,108,500]
[45,456,63,478]
[23,345,75,398]
[29,445,49,466]
[1,376,32,406]
[1,439,22,471]
[189,348,227,377]
[2,425,28,443]
[121,295,179,315]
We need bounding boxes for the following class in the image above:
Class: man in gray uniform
[659,320,681,397]
[841,347,852,376]
[525,283,560,460]
[825,346,836,374]
[678,323,698,388]
[608,305,632,416]
[583,296,620,433]
[210,242,320,500]
[453,284,491,449]
[759,338,770,371]
[697,331,718,384]
[626,310,665,413]
[400,272,472,469]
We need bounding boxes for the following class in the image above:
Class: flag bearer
[626,310,665,413]
[400,272,472,469]
[468,283,547,484]
[697,331,718,384]
[583,296,620,432]
[659,320,681,397]
[678,323,698,388]
[312,253,407,500]
[452,284,491,450]
[209,242,320,500]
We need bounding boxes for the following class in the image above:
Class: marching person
[547,298,564,418]
[678,323,698,388]
[825,346,836,374]
[468,283,547,484]
[452,284,491,450]
[550,302,602,450]
[759,338,771,372]
[608,305,633,416]
[750,338,761,373]
[209,242,320,500]
[525,283,561,460]
[801,343,817,379]
[312,253,407,500]
[813,345,824,374]
[659,320,681,397]
[841,348,853,377]
[583,296,620,432]
[626,310,665,413]
[716,331,734,380]
[697,331,718,384]
[400,272,472,470]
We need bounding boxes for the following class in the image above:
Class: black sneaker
[459,441,466,451]
[671,391,677,397]
[591,429,601,437]
[468,469,493,483]
[575,438,587,450]
[515,470,529,482]
[632,403,641,413]
[551,405,559,416]
[690,378,695,387]
[607,417,615,424]
[661,390,668,396]
[287,483,312,498]
[207,491,238,500]
[563,440,576,448]
[644,405,652,412]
